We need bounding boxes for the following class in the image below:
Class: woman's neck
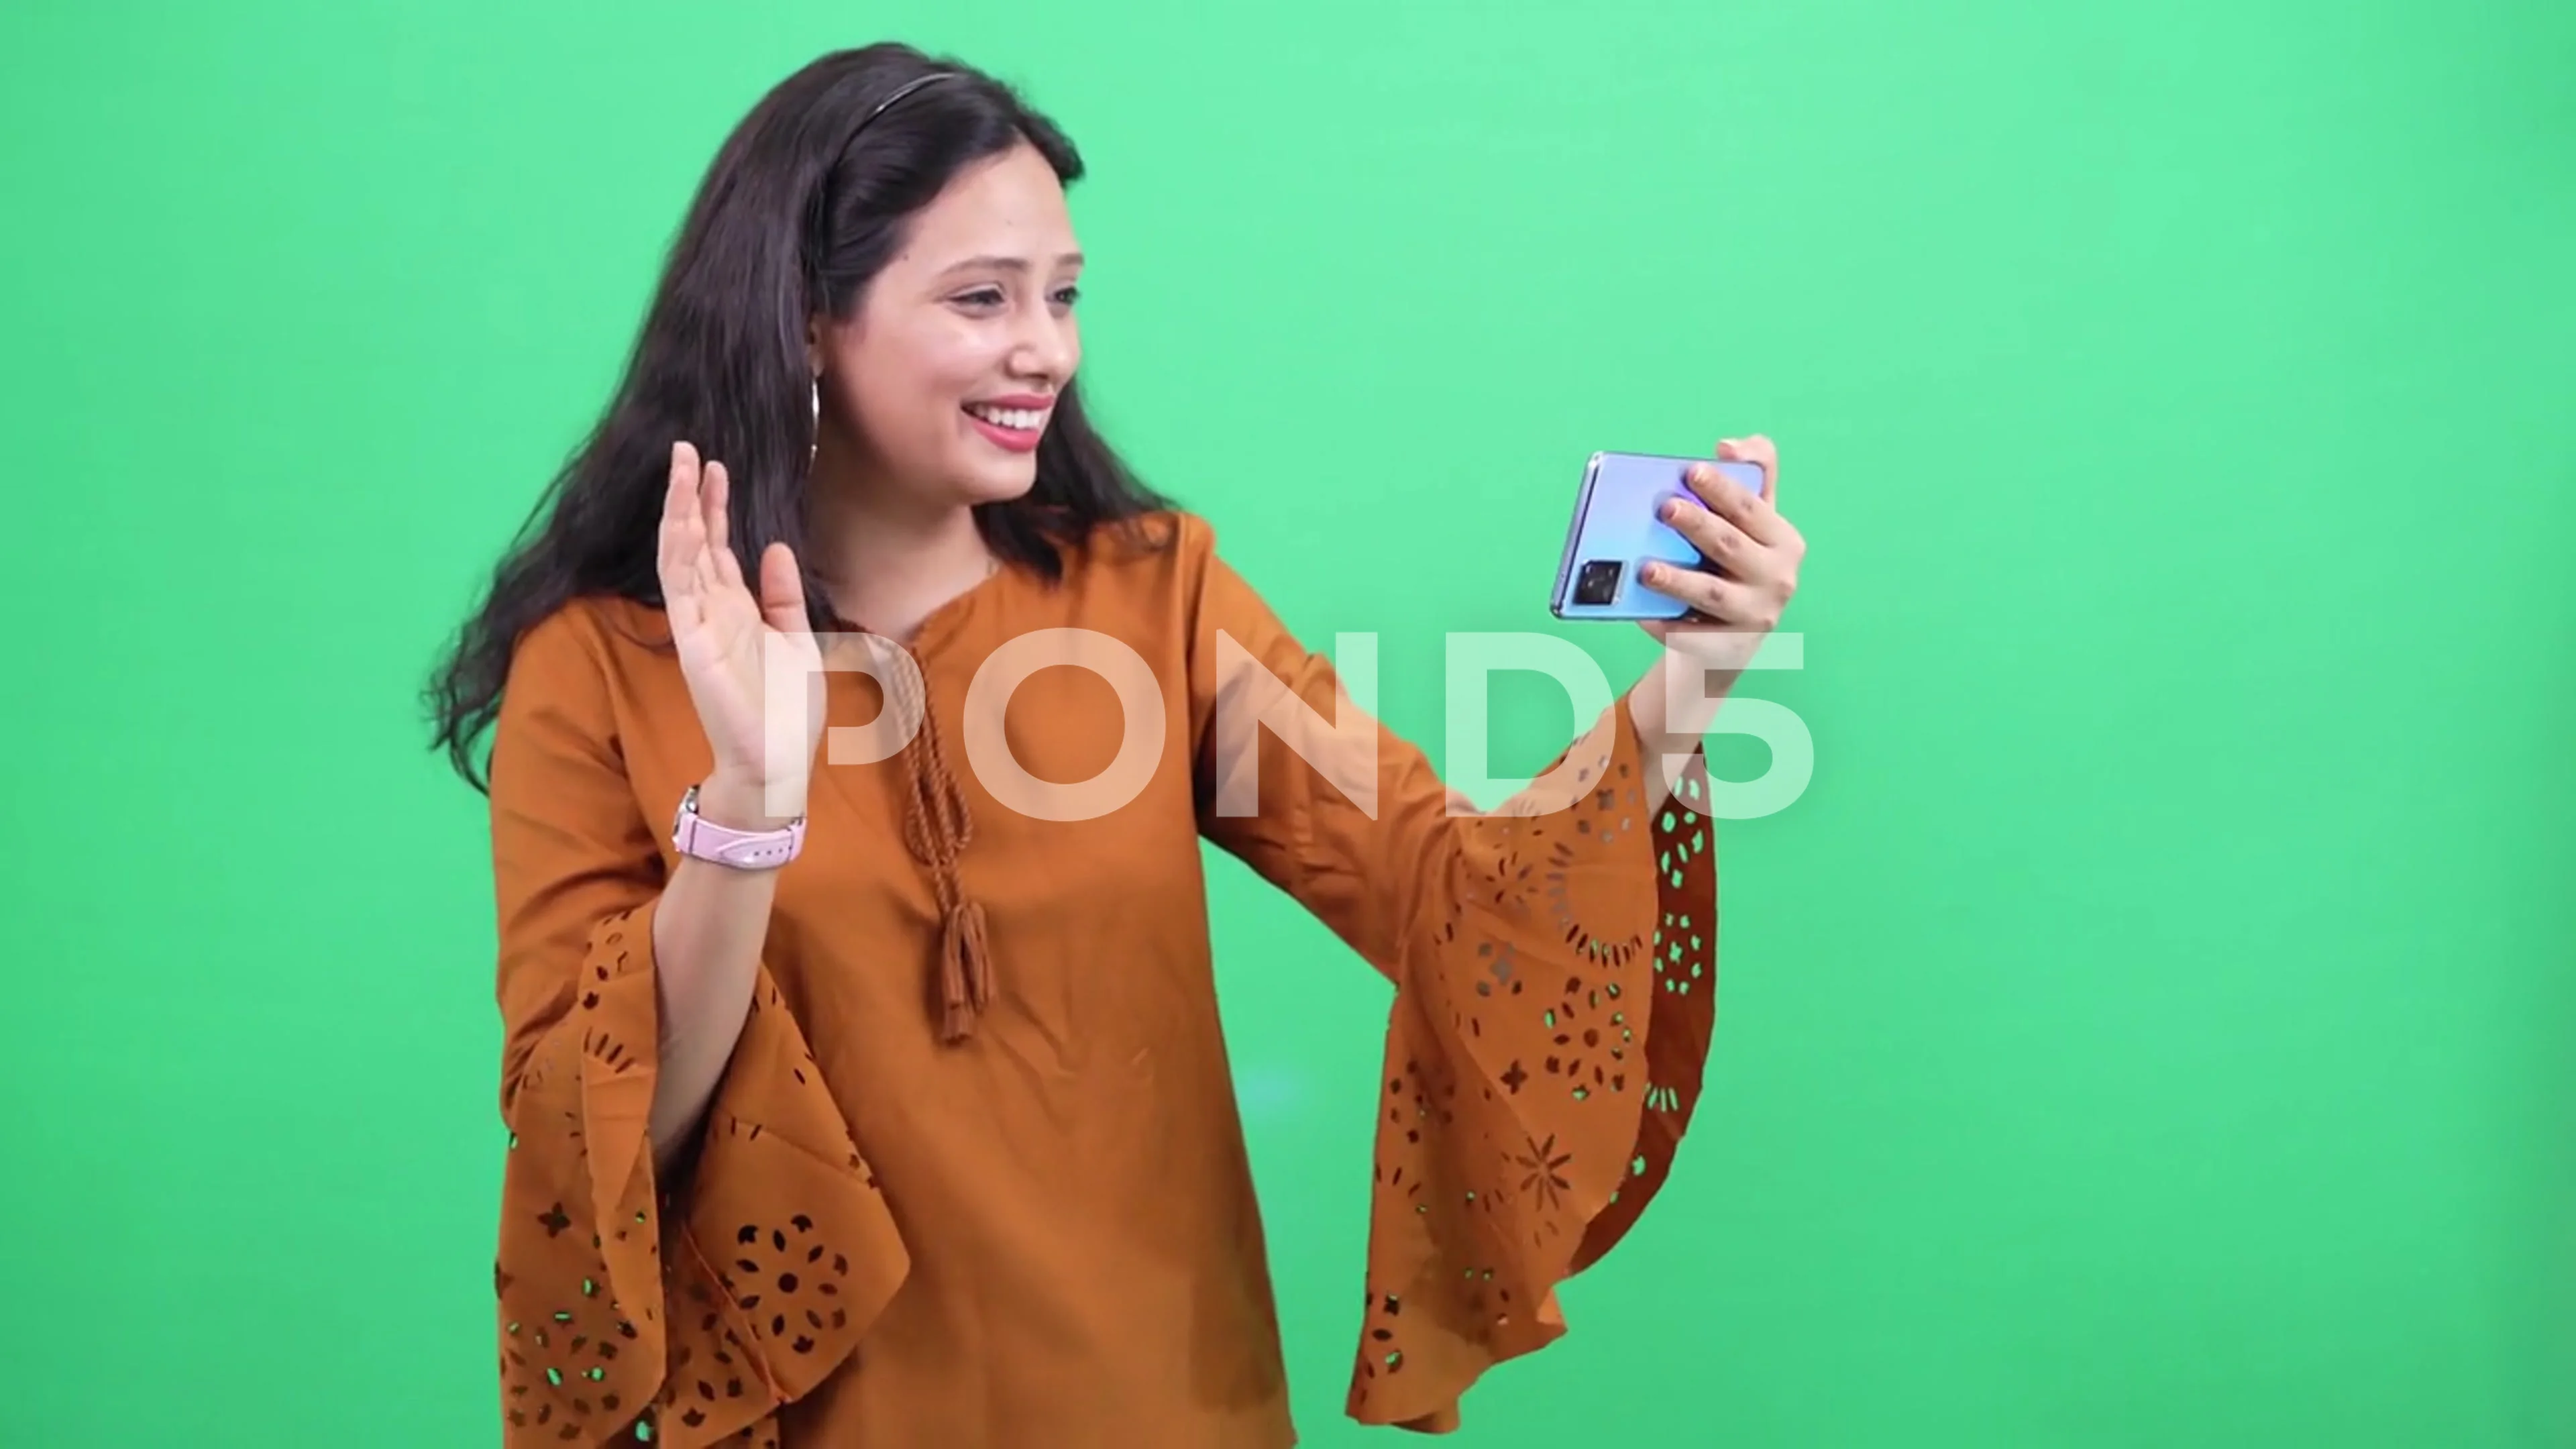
[809,470,996,645]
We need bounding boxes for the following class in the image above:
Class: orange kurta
[487,511,1720,1447]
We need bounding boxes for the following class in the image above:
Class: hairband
[808,70,960,287]
[835,70,959,162]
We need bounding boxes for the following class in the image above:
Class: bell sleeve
[485,603,908,1448]
[1182,521,1721,1434]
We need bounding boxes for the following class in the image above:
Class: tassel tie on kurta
[892,658,991,1042]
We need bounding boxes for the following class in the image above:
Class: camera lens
[1574,559,1622,606]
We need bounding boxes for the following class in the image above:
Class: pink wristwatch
[670,783,806,869]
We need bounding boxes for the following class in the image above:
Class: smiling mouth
[963,402,1049,431]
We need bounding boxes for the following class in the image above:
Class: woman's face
[813,142,1084,512]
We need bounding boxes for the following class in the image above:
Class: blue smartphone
[1549,450,1768,621]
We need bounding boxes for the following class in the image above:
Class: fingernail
[1658,499,1680,521]
[1641,562,1662,582]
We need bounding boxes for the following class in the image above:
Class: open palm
[657,441,825,792]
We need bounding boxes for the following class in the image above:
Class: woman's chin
[953,458,1041,505]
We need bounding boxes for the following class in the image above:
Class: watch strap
[672,783,806,869]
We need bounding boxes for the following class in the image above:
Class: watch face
[674,784,700,832]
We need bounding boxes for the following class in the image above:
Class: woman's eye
[951,283,1076,310]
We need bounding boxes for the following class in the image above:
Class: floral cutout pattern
[1346,722,1720,1431]
[494,716,1717,1444]
[494,905,908,1448]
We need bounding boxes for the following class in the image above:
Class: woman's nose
[1011,312,1076,380]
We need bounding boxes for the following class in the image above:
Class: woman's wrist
[695,767,808,831]
[1632,645,1746,750]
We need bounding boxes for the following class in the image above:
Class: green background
[4,0,2569,1444]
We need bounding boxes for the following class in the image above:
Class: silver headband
[839,70,958,157]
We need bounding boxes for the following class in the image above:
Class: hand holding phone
[1549,451,1769,621]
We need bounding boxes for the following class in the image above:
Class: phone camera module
[1573,559,1623,606]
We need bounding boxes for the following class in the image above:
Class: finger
[1717,435,1780,503]
[1639,559,1760,627]
[1724,435,1808,562]
[702,459,732,557]
[657,441,689,580]
[710,541,748,594]
[1657,493,1768,582]
[1692,449,1786,548]
[1679,460,1770,547]
[700,461,742,592]
[660,441,704,598]
[757,542,812,639]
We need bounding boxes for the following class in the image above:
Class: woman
[427,41,1804,1449]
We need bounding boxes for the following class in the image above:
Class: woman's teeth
[966,405,1044,431]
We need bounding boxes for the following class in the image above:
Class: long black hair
[424,43,1171,792]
